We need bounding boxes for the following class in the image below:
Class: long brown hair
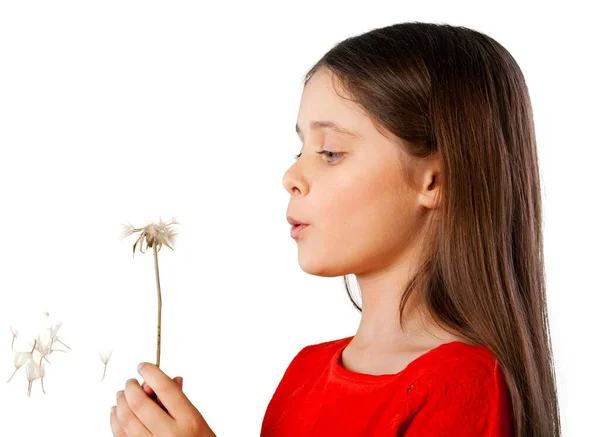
[303,22,560,436]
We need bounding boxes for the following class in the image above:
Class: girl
[110,21,561,437]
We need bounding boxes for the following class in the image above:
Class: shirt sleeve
[262,345,311,412]
[402,359,513,436]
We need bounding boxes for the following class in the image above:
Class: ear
[416,157,442,210]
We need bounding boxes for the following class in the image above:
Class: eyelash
[294,150,343,163]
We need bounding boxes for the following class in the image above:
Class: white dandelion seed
[7,349,33,383]
[25,352,46,397]
[47,320,70,351]
[7,314,70,396]
[99,348,113,382]
[10,326,19,351]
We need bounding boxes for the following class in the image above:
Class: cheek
[325,174,408,236]
[298,174,412,275]
[329,187,373,230]
[302,178,374,253]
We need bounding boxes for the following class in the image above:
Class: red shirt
[261,336,513,436]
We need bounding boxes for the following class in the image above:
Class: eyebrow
[295,120,359,139]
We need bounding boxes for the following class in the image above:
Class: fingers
[142,376,183,413]
[137,363,194,421]
[115,389,152,437]
[142,376,182,397]
[123,378,174,435]
[110,406,126,437]
[142,382,154,396]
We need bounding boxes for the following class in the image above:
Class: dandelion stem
[101,363,108,382]
[152,244,162,368]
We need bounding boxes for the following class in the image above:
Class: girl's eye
[293,150,343,163]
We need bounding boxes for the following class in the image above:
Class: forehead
[296,69,371,138]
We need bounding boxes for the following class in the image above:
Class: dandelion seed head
[123,217,180,256]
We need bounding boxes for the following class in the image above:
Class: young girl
[110,22,561,437]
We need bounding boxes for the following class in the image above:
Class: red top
[261,336,513,436]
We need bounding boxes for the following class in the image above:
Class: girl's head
[284,67,439,279]
[283,22,560,437]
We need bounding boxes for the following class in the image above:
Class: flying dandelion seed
[121,216,179,368]
[7,341,35,384]
[7,312,70,396]
[25,352,46,397]
[46,320,71,351]
[99,348,113,382]
[10,326,18,351]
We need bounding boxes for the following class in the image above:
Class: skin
[110,363,216,437]
[283,68,467,374]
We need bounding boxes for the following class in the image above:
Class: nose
[282,162,307,196]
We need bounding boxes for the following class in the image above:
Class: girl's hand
[110,362,216,437]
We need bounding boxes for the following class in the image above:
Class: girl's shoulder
[401,342,513,435]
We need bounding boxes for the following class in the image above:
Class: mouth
[290,223,309,238]
[286,215,308,227]
[287,215,309,238]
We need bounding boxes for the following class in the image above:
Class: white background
[0,1,597,436]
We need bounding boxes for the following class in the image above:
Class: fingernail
[137,362,145,372]
[117,390,123,399]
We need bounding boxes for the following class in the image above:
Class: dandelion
[121,216,179,368]
[99,348,113,382]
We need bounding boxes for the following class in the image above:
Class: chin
[298,257,350,278]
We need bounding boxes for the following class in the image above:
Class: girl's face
[283,68,432,278]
